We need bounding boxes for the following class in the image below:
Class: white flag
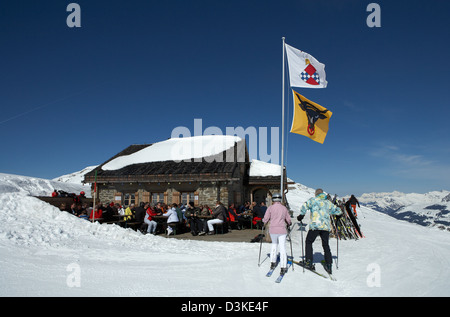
[285,43,327,88]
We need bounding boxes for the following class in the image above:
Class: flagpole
[92,170,97,222]
[281,37,286,203]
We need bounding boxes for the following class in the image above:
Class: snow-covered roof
[102,135,242,171]
[249,159,282,177]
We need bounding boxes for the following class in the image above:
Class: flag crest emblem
[285,43,327,89]
[290,90,332,144]
[301,63,321,85]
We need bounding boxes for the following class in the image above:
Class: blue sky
[1,0,449,196]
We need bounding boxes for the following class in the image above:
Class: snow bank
[102,135,242,170]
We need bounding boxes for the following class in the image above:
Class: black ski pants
[305,230,332,264]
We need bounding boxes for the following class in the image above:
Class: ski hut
[83,135,287,207]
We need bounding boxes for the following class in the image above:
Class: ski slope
[0,176,450,296]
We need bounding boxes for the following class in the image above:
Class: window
[181,192,195,205]
[152,192,165,204]
[123,193,135,207]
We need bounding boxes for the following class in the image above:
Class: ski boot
[323,262,333,274]
[270,262,277,270]
[299,260,315,271]
[280,267,288,275]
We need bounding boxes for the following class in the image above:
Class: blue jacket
[299,193,342,231]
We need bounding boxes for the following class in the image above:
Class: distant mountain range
[358,190,450,231]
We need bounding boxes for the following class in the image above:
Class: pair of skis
[265,258,336,282]
[266,255,293,283]
[291,259,336,281]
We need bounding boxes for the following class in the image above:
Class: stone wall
[95,179,249,208]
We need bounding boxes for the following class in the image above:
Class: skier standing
[348,194,360,217]
[297,189,342,274]
[263,193,292,275]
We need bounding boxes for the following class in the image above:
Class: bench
[213,222,229,234]
[124,222,144,230]
[104,220,127,225]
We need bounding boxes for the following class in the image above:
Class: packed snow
[102,135,242,171]
[249,160,282,177]
[1,172,450,297]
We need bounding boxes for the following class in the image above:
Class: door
[253,188,267,205]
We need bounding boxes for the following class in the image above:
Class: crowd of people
[56,190,270,237]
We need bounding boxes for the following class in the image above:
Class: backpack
[250,234,265,243]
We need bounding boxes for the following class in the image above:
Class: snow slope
[52,165,97,185]
[1,174,450,297]
[0,173,91,197]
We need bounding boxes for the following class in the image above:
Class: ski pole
[258,225,264,266]
[336,230,339,270]
[300,221,305,273]
[287,225,294,271]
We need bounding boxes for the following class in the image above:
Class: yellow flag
[290,90,333,144]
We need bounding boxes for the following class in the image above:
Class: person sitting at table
[78,208,89,221]
[165,203,180,236]
[134,202,146,224]
[59,203,67,212]
[206,201,227,235]
[144,203,158,235]
[185,201,202,236]
[252,202,265,228]
[102,202,115,222]
[124,203,135,221]
[227,203,238,229]
[235,202,252,229]
[154,202,163,215]
[197,204,213,235]
[89,206,102,221]
[116,203,125,216]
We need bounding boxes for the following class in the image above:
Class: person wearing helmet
[297,188,342,274]
[262,193,292,275]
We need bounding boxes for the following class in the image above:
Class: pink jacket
[263,202,291,234]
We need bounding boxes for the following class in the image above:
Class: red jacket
[145,207,158,221]
[90,209,103,220]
